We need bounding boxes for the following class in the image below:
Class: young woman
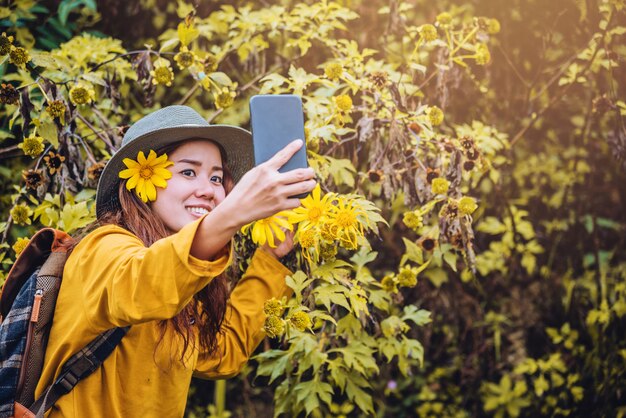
[34,105,316,417]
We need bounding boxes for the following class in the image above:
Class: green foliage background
[1,0,626,416]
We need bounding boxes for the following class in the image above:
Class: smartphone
[249,94,309,198]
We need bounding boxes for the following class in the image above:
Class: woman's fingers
[265,139,304,170]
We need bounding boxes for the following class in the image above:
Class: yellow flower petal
[119,168,137,179]
[153,167,172,179]
[126,173,139,190]
[137,151,147,165]
[122,158,140,169]
[151,175,167,188]
[145,180,157,201]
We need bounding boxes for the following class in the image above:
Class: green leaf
[401,237,423,266]
[345,378,374,415]
[402,305,431,326]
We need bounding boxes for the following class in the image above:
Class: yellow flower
[381,274,397,293]
[174,46,197,70]
[436,12,453,25]
[11,204,32,225]
[487,18,501,34]
[69,84,95,105]
[119,150,174,203]
[9,46,30,68]
[1,32,14,56]
[263,298,284,317]
[12,237,30,255]
[420,24,438,42]
[428,106,444,126]
[397,267,417,288]
[264,315,285,338]
[214,87,236,109]
[431,178,450,195]
[241,211,293,248]
[324,62,343,80]
[458,196,478,215]
[150,60,174,86]
[403,210,423,230]
[334,94,353,112]
[18,135,44,158]
[46,100,66,119]
[475,44,491,65]
[290,311,312,331]
[288,184,334,231]
[328,197,366,249]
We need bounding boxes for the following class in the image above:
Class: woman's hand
[261,229,295,260]
[219,139,316,228]
[192,140,314,261]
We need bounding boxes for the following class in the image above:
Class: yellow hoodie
[35,217,292,417]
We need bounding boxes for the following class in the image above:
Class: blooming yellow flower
[150,60,174,86]
[397,267,417,288]
[475,44,491,65]
[9,46,30,68]
[288,184,334,231]
[1,32,14,56]
[437,12,453,25]
[328,197,366,249]
[174,46,197,70]
[420,24,438,42]
[290,311,312,331]
[11,204,32,225]
[324,62,343,80]
[12,237,30,255]
[428,106,444,126]
[264,315,285,338]
[241,211,293,248]
[18,135,44,158]
[431,178,450,195]
[119,150,174,203]
[46,100,66,119]
[263,298,284,317]
[334,94,353,112]
[69,84,95,106]
[458,196,478,215]
[214,87,236,109]
[403,210,423,230]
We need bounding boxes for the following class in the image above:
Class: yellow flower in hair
[241,211,294,248]
[119,150,174,203]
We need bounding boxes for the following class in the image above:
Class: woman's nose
[194,178,216,199]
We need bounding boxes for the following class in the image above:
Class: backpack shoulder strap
[29,326,130,417]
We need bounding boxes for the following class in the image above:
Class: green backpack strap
[29,326,130,417]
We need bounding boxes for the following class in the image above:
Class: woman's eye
[211,175,223,184]
[181,169,196,177]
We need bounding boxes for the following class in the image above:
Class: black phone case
[249,94,309,198]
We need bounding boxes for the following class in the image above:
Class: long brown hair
[76,139,235,361]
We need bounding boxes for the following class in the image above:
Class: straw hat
[96,105,253,219]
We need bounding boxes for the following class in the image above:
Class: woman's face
[151,140,226,232]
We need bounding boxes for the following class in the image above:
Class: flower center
[308,207,322,222]
[335,211,356,228]
[140,166,154,179]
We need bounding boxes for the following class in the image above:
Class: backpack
[0,228,128,418]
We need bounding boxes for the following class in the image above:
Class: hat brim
[96,125,253,219]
